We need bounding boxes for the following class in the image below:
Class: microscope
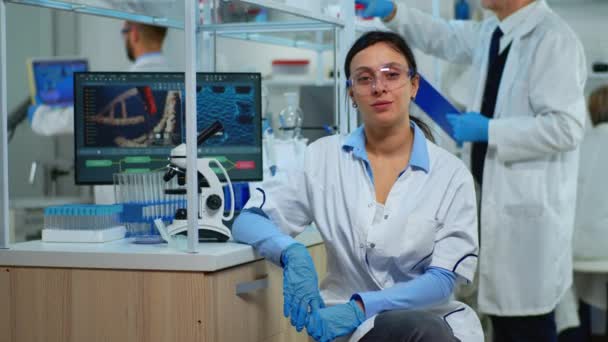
[163,121,234,242]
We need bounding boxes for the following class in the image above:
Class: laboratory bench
[0,228,324,342]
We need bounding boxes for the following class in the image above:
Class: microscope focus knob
[206,194,223,210]
[175,208,188,220]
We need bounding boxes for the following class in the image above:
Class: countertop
[0,227,322,272]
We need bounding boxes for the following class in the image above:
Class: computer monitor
[73,72,263,185]
[27,57,88,106]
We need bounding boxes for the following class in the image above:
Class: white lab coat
[555,123,608,332]
[30,53,170,137]
[93,53,171,204]
[388,0,587,316]
[246,127,483,341]
[573,123,608,309]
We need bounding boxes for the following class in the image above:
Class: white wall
[6,4,55,198]
[551,0,608,71]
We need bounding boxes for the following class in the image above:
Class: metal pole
[185,0,199,253]
[339,0,356,134]
[333,27,339,133]
[316,31,324,84]
[432,0,442,87]
[0,0,9,249]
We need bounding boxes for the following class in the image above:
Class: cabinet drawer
[205,259,283,341]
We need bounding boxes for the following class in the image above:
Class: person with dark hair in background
[232,30,483,342]
[93,21,171,204]
[29,21,171,137]
[559,85,608,342]
[120,21,169,71]
[357,1,587,341]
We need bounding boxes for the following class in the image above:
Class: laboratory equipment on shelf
[278,92,303,140]
[163,121,235,242]
[113,170,186,242]
[42,204,125,243]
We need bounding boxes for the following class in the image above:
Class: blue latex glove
[446,112,490,145]
[355,0,395,19]
[306,300,365,342]
[281,243,325,332]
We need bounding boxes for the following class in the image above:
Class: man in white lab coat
[94,21,171,204]
[357,0,587,341]
[28,21,171,204]
[29,21,171,136]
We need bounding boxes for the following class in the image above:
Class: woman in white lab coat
[357,1,587,340]
[233,31,483,342]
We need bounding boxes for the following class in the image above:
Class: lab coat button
[384,214,389,220]
[369,243,376,248]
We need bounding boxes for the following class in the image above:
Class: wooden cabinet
[1,244,326,342]
[1,267,11,340]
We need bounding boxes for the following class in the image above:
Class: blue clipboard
[413,75,460,141]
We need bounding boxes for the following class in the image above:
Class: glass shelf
[263,77,335,87]
[6,0,185,28]
[215,24,336,51]
[6,0,343,51]
[6,0,344,29]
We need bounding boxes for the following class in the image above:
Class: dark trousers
[490,312,557,342]
[360,309,460,342]
[558,301,592,342]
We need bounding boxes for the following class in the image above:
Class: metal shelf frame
[0,0,353,252]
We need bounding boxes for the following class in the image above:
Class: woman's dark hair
[588,85,608,126]
[345,30,434,142]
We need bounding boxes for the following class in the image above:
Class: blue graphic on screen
[32,60,88,105]
[74,72,263,185]
[187,84,256,147]
[83,85,182,148]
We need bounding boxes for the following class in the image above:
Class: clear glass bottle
[261,84,272,134]
[278,92,303,140]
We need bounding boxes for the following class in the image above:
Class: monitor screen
[74,72,263,185]
[28,57,89,106]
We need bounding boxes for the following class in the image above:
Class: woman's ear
[410,75,420,100]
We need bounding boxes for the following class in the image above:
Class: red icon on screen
[235,161,256,170]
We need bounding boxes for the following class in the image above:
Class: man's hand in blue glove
[306,300,365,342]
[281,243,325,332]
[355,0,395,19]
[446,112,490,146]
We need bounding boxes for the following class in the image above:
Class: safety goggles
[347,63,415,96]
[121,25,132,35]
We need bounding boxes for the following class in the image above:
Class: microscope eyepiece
[163,168,177,182]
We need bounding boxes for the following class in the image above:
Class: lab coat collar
[342,121,430,173]
[497,0,548,53]
[131,52,166,70]
[136,52,163,61]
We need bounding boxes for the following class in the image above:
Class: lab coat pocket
[502,161,547,218]
[504,79,531,118]
[369,215,440,284]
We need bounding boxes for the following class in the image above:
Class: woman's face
[349,42,419,128]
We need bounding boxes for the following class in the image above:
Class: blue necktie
[472,27,510,186]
